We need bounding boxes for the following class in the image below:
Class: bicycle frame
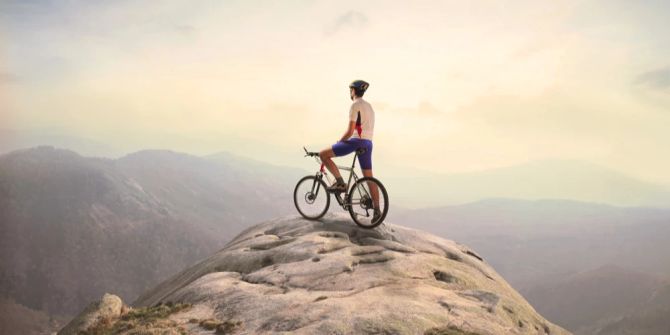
[308,151,370,211]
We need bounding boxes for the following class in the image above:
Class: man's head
[349,80,369,100]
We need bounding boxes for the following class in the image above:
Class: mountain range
[4,131,669,209]
[385,159,670,208]
[524,264,670,335]
[0,146,303,322]
[2,145,668,334]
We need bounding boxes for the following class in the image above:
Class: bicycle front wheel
[294,175,330,220]
[348,176,389,229]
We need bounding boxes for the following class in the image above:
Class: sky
[1,0,670,183]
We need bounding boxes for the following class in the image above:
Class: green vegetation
[82,302,192,335]
[424,325,483,335]
[198,318,243,334]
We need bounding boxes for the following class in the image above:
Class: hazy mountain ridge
[590,281,670,335]
[0,129,126,158]
[0,298,69,335]
[5,130,669,209]
[390,198,670,287]
[525,265,664,332]
[525,265,670,335]
[0,146,302,320]
[386,159,670,208]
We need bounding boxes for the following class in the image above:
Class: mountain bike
[294,146,389,228]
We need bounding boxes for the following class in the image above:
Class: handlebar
[303,146,320,157]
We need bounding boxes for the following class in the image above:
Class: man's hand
[339,121,356,142]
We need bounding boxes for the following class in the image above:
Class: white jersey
[349,97,375,140]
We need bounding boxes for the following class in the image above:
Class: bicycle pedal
[326,185,347,193]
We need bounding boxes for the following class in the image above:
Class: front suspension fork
[312,172,323,196]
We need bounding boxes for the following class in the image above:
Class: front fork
[309,171,330,204]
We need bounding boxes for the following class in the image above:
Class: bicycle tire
[347,176,389,229]
[294,175,330,220]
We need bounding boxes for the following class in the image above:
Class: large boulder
[130,213,570,335]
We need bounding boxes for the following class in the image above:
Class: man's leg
[319,148,342,180]
[362,169,380,210]
[358,142,379,210]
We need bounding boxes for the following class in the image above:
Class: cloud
[634,67,670,90]
[324,10,368,36]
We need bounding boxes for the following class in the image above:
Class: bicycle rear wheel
[348,176,388,229]
[294,175,330,220]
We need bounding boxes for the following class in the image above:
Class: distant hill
[587,281,670,335]
[6,130,668,209]
[0,298,68,335]
[390,198,670,290]
[524,265,663,332]
[0,129,125,158]
[385,159,670,208]
[0,146,305,320]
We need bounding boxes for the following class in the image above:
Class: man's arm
[339,121,355,142]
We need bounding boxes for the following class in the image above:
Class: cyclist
[319,79,381,221]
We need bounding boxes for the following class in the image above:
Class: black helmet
[349,80,369,96]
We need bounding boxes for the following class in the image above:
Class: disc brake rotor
[304,192,316,204]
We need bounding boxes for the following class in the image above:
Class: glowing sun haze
[2,0,669,183]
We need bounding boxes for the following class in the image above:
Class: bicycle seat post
[352,148,366,170]
[351,150,358,170]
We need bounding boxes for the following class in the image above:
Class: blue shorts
[331,138,373,170]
